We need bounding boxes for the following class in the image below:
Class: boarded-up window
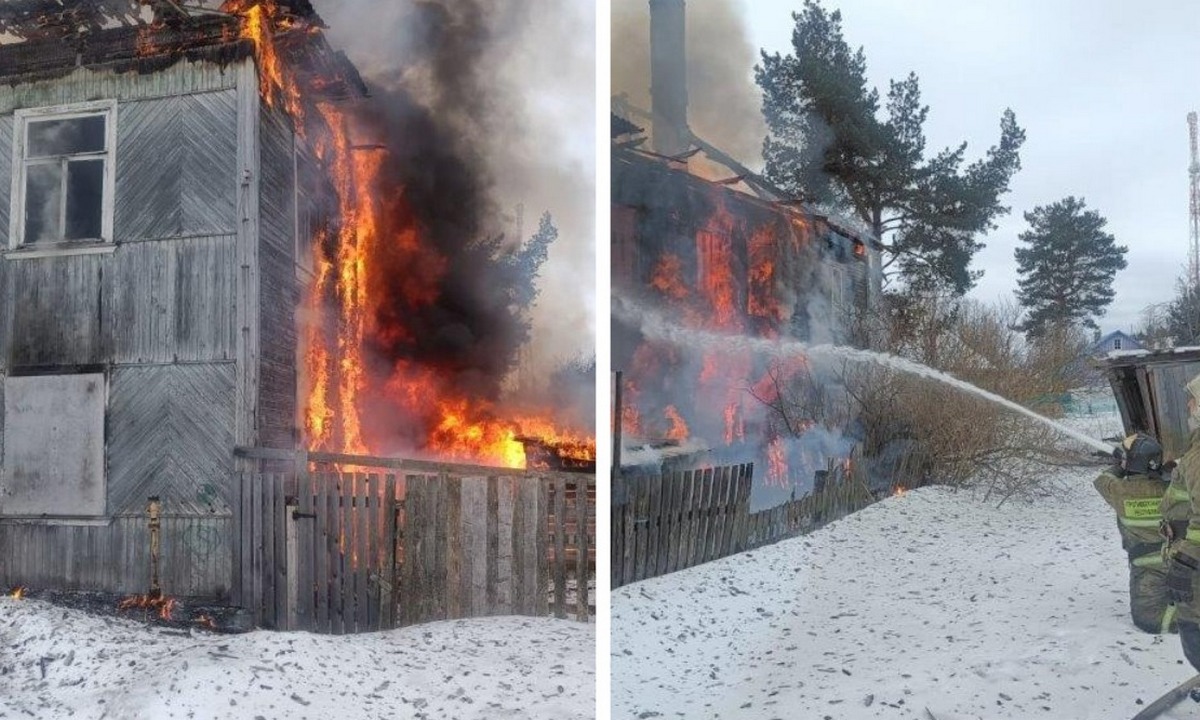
[11,101,116,247]
[0,374,106,517]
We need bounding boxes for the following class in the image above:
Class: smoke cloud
[310,0,596,427]
[611,0,765,171]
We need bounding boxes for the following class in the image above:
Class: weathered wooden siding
[107,236,237,363]
[115,91,237,241]
[257,105,297,450]
[0,60,251,600]
[0,516,232,597]
[107,363,236,515]
[7,254,105,368]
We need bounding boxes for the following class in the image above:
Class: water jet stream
[614,298,1114,456]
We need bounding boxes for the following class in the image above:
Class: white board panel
[1,373,105,516]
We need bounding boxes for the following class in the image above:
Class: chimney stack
[649,0,689,157]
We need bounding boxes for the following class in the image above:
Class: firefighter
[1095,432,1175,633]
[1163,373,1200,669]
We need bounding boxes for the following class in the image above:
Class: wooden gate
[234,471,397,633]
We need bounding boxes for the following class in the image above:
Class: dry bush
[772,293,1097,502]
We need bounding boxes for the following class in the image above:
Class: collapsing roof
[0,0,364,102]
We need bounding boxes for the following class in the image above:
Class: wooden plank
[720,466,738,557]
[291,471,309,631]
[399,475,419,627]
[540,476,553,618]
[674,471,693,572]
[330,472,345,634]
[511,476,529,615]
[431,473,448,621]
[285,485,298,631]
[646,473,662,580]
[355,473,370,632]
[552,475,567,618]
[273,475,288,630]
[575,477,590,621]
[685,470,703,569]
[250,472,264,626]
[713,466,730,556]
[348,472,360,628]
[315,472,331,633]
[734,465,752,552]
[382,474,397,630]
[265,473,279,629]
[692,469,711,565]
[661,471,679,574]
[611,475,624,589]
[624,475,643,583]
[446,475,463,620]
[363,474,377,631]
[485,475,499,615]
[459,477,485,619]
[234,471,248,608]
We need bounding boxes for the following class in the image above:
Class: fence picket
[576,477,591,621]
[553,475,568,618]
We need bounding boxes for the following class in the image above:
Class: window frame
[9,100,118,251]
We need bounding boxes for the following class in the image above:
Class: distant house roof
[1091,330,1143,356]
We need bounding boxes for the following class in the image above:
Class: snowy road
[612,413,1198,720]
[0,602,594,720]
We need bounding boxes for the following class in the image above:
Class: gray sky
[724,0,1198,334]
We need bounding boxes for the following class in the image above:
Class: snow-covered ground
[0,601,594,720]
[612,410,1200,719]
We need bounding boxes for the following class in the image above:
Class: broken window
[12,102,114,247]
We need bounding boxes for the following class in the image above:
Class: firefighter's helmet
[1117,432,1164,476]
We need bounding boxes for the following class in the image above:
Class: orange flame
[118,593,177,621]
[223,1,593,468]
[894,485,907,497]
[8,586,25,599]
[663,405,689,441]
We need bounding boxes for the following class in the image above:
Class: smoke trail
[611,0,765,170]
[314,0,595,399]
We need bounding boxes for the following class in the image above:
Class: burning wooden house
[0,1,595,632]
[0,1,336,599]
[611,0,882,506]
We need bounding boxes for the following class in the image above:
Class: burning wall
[227,0,595,469]
[612,145,878,507]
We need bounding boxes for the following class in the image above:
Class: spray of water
[614,297,1115,455]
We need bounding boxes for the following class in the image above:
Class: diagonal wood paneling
[115,96,182,241]
[0,114,12,247]
[9,254,103,367]
[182,91,237,236]
[108,363,235,515]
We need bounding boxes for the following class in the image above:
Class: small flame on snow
[8,586,25,600]
[119,594,177,621]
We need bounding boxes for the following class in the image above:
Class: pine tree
[1013,197,1128,336]
[754,0,1025,294]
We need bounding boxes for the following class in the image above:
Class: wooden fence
[612,457,879,588]
[233,458,596,632]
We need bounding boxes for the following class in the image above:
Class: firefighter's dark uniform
[1164,428,1200,668]
[1094,468,1175,633]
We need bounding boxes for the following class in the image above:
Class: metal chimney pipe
[649,0,689,157]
